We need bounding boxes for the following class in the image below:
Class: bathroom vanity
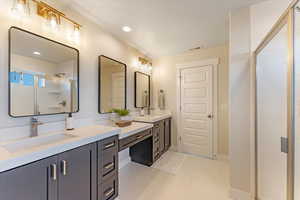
[0,126,119,200]
[117,114,172,166]
[136,116,172,161]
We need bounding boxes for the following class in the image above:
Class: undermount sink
[1,133,77,153]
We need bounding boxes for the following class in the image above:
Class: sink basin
[1,133,77,153]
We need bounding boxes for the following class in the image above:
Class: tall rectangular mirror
[99,55,127,113]
[9,27,79,117]
[135,72,150,108]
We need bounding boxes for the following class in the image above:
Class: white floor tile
[118,151,231,200]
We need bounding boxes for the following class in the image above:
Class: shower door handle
[281,137,288,154]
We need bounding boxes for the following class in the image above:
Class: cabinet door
[164,119,171,150]
[159,120,165,153]
[0,156,57,200]
[58,144,96,200]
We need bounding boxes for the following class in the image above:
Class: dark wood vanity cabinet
[164,118,171,151]
[0,156,57,200]
[98,136,119,200]
[58,144,97,200]
[126,118,172,166]
[153,118,171,161]
[0,144,96,200]
[0,136,119,200]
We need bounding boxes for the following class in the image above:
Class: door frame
[176,58,219,159]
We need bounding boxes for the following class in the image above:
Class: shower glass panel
[294,3,300,200]
[256,22,288,200]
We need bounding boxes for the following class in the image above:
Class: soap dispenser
[66,113,74,131]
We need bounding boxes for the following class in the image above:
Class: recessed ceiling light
[33,51,41,55]
[122,26,132,32]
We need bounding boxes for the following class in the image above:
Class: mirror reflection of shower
[9,27,79,117]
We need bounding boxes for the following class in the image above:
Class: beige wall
[152,45,229,155]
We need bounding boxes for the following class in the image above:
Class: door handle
[61,160,67,176]
[50,164,57,181]
[208,114,213,119]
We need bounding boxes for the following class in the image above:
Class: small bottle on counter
[140,108,145,116]
[66,113,74,131]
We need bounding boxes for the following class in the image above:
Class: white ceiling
[62,0,266,58]
[11,28,77,64]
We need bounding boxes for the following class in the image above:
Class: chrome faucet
[147,107,154,115]
[30,117,44,137]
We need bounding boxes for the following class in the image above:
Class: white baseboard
[217,154,229,161]
[230,188,254,200]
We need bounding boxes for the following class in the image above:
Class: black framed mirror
[98,55,127,114]
[9,27,79,118]
[134,72,150,108]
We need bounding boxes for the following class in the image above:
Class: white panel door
[180,65,213,158]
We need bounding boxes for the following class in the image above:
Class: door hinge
[281,137,288,154]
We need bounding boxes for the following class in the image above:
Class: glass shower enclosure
[255,1,300,200]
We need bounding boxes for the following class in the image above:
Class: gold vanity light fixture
[11,0,82,43]
[11,0,30,18]
[136,57,153,74]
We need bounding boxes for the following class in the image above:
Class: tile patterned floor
[117,151,231,200]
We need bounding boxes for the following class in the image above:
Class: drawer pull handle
[105,188,114,197]
[104,142,115,149]
[104,162,114,170]
[136,135,143,139]
[61,160,67,176]
[50,164,57,181]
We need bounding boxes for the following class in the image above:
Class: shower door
[255,14,291,200]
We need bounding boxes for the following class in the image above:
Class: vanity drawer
[153,126,160,139]
[153,139,159,152]
[98,136,118,181]
[119,134,138,151]
[99,136,118,152]
[119,129,152,151]
[99,174,118,200]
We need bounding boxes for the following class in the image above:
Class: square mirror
[99,55,127,113]
[9,27,79,117]
[135,72,150,108]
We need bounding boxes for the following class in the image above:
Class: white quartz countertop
[0,122,155,173]
[0,125,120,173]
[134,112,172,123]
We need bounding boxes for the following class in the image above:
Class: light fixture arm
[32,0,82,28]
